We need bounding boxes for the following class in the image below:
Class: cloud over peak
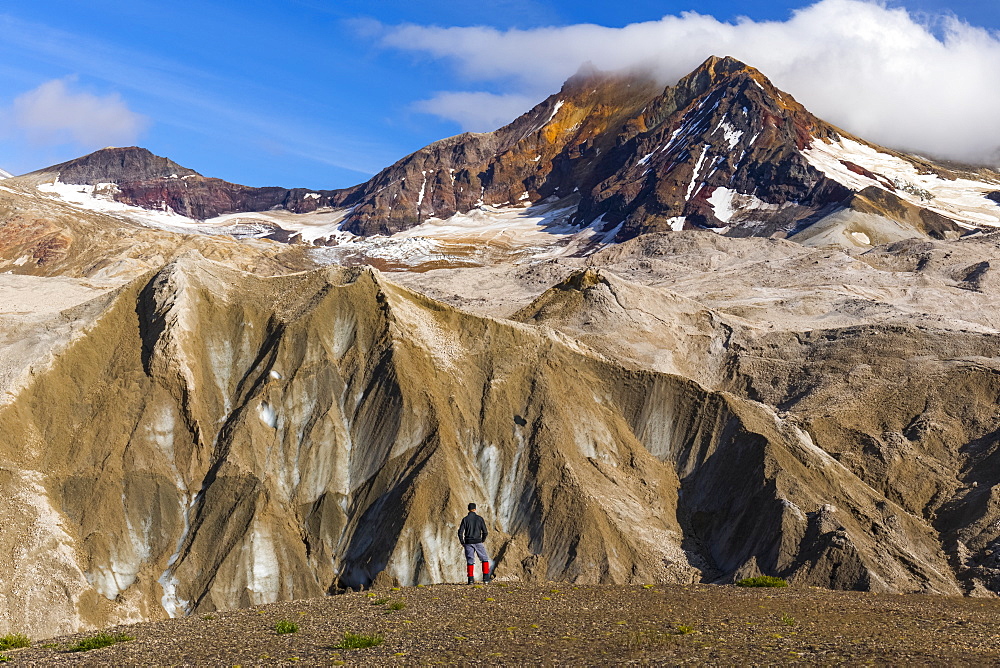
[383,0,1000,165]
[9,77,148,149]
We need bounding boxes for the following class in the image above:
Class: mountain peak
[36,146,200,185]
[695,54,752,76]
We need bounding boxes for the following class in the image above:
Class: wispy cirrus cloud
[382,0,1000,165]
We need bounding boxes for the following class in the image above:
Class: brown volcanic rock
[28,147,353,220]
[577,55,850,237]
[338,56,998,244]
[38,146,198,184]
[337,65,665,235]
[114,175,348,220]
[338,56,855,239]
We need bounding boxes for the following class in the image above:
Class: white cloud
[8,77,148,148]
[382,0,1000,165]
[413,92,541,132]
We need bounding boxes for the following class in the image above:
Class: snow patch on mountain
[803,138,1000,228]
[310,199,593,268]
[708,187,783,224]
[38,180,200,228]
[0,167,13,180]
[34,177,601,268]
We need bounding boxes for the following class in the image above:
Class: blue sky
[1,1,998,189]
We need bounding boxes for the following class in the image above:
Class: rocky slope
[3,234,1000,637]
[23,147,349,220]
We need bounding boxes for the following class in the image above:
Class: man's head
[468,502,477,511]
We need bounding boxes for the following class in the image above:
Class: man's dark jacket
[458,512,488,544]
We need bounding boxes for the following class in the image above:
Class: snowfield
[803,137,1000,228]
[32,179,626,268]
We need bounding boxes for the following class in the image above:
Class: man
[458,502,491,584]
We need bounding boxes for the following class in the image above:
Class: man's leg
[474,543,492,583]
[464,544,476,584]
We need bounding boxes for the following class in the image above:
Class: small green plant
[0,634,29,651]
[66,631,135,652]
[675,625,695,635]
[387,600,406,611]
[201,614,216,620]
[275,620,299,635]
[370,598,389,605]
[781,613,797,626]
[333,631,385,649]
[736,576,789,588]
[0,655,9,663]
[627,629,674,649]
[40,643,58,649]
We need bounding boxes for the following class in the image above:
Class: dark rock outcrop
[31,147,354,220]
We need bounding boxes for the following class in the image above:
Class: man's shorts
[464,542,490,565]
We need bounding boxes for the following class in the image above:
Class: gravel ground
[6,583,1000,665]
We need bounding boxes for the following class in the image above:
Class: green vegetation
[387,600,406,611]
[275,620,299,635]
[675,625,696,635]
[201,614,216,620]
[0,654,9,663]
[781,613,797,626]
[66,632,135,652]
[736,576,789,588]
[370,597,389,605]
[333,631,385,649]
[0,634,29,651]
[627,629,674,649]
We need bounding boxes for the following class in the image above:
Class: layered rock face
[6,253,994,638]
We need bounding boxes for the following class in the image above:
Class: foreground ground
[5,583,1000,665]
